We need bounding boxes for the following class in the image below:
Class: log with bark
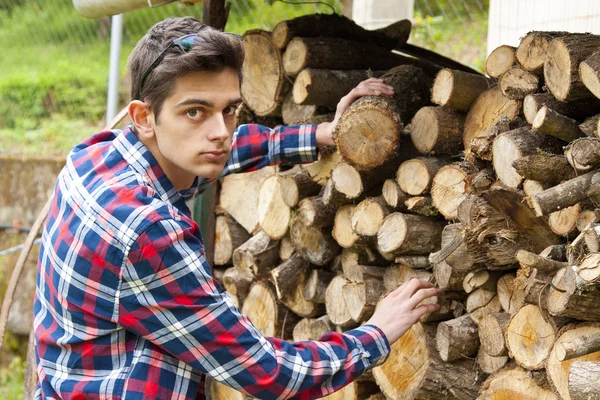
[485,45,517,78]
[396,157,448,195]
[547,266,600,321]
[214,214,251,266]
[410,106,465,155]
[478,365,558,400]
[580,50,600,101]
[431,68,492,112]
[233,230,280,277]
[532,106,586,142]
[435,314,479,362]
[569,360,600,400]
[290,216,340,266]
[523,92,600,125]
[499,66,541,100]
[565,137,600,172]
[512,154,576,186]
[376,212,443,257]
[516,31,569,75]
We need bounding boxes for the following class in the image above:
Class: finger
[399,278,435,300]
[407,287,441,309]
[411,303,441,320]
[357,83,394,95]
[389,279,413,297]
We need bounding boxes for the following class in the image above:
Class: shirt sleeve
[118,218,390,400]
[222,123,319,176]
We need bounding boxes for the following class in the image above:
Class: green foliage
[0,356,26,400]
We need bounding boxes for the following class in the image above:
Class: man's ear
[128,100,154,139]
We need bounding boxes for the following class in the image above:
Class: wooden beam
[203,0,230,30]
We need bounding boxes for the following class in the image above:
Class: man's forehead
[169,70,241,107]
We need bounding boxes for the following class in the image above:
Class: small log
[281,92,332,125]
[486,45,517,78]
[279,235,295,261]
[548,203,581,237]
[565,137,600,172]
[577,252,600,286]
[532,106,585,142]
[381,179,409,210]
[222,267,254,307]
[433,260,476,292]
[477,347,509,375]
[351,197,390,239]
[523,92,600,125]
[528,170,600,216]
[545,33,600,101]
[258,175,292,240]
[303,269,335,304]
[497,273,519,313]
[547,323,600,400]
[409,106,465,155]
[513,155,576,186]
[233,230,280,277]
[310,315,334,339]
[576,210,600,232]
[376,212,443,256]
[479,366,558,400]
[499,66,541,100]
[511,265,553,311]
[431,68,492,112]
[468,117,513,161]
[290,216,340,266]
[569,361,600,400]
[242,281,299,339]
[302,149,342,186]
[540,244,568,261]
[578,114,600,137]
[270,253,310,301]
[394,255,431,270]
[325,275,355,328]
[404,196,439,217]
[431,161,480,219]
[547,267,600,321]
[280,168,322,207]
[343,264,386,284]
[334,65,431,170]
[506,304,560,370]
[516,249,568,274]
[332,205,360,248]
[479,312,511,357]
[396,157,448,195]
[435,314,480,362]
[463,269,502,294]
[516,31,570,74]
[556,329,600,361]
[297,196,336,228]
[293,318,314,342]
[383,264,431,293]
[466,288,502,324]
[580,49,600,100]
[214,214,251,266]
[343,278,385,322]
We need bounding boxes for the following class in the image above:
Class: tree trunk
[479,366,558,400]
[580,49,600,101]
[376,212,444,256]
[499,66,541,100]
[523,92,600,125]
[258,175,292,240]
[479,312,511,357]
[242,281,299,339]
[512,154,576,186]
[397,157,449,195]
[409,106,465,155]
[290,216,340,266]
[547,267,600,321]
[214,214,251,265]
[436,314,479,362]
[486,45,517,78]
[544,34,600,101]
[565,137,600,172]
[516,31,570,74]
[431,68,492,112]
[233,230,280,278]
[334,65,431,170]
[528,171,600,216]
[532,106,585,142]
[569,361,600,400]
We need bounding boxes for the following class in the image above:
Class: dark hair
[127,17,244,120]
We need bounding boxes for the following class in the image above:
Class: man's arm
[118,218,390,399]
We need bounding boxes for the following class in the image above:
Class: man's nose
[208,113,231,141]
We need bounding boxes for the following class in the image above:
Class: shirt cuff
[344,324,391,370]
[279,124,319,164]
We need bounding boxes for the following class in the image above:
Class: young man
[34,17,440,399]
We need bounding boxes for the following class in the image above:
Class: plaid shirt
[34,124,390,400]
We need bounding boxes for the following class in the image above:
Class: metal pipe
[73,0,175,19]
[106,14,123,126]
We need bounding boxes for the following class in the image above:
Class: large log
[233,230,280,278]
[512,154,576,186]
[409,106,465,155]
[523,92,600,125]
[435,314,479,362]
[351,197,390,239]
[565,137,600,172]
[569,361,600,400]
[516,31,570,74]
[499,66,540,100]
[242,281,299,339]
[547,267,600,321]
[376,212,443,256]
[479,312,511,357]
[325,275,355,328]
[478,366,558,400]
[334,65,431,170]
[580,50,600,101]
[485,45,517,78]
[214,214,251,266]
[396,157,448,195]
[431,68,491,112]
[290,216,340,266]
[545,34,600,101]
[431,161,479,219]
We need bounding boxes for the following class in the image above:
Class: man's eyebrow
[176,97,243,108]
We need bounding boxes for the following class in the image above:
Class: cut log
[310,315,334,339]
[325,275,355,328]
[433,260,475,292]
[222,267,254,307]
[435,314,480,362]
[343,278,385,322]
[578,114,600,137]
[332,205,360,248]
[303,269,335,303]
[280,168,322,207]
[281,92,332,125]
[511,265,552,311]
[242,30,289,116]
[516,249,568,274]
[576,210,600,232]
[431,223,476,272]
[394,255,431,270]
[302,149,342,186]
[523,92,600,125]
[565,137,600,172]
[270,253,310,301]
[376,212,443,256]
[343,264,387,284]
[556,329,600,361]
[479,312,511,357]
[532,106,585,142]
[334,65,431,170]
[547,323,600,400]
[409,106,465,155]
[528,170,600,216]
[293,317,314,342]
[513,155,576,186]
[292,69,383,108]
[290,216,340,266]
[340,247,387,270]
[351,197,390,238]
[498,273,520,313]
[580,49,600,100]
[462,269,501,294]
[233,230,280,278]
[258,175,292,240]
[463,86,521,150]
[279,235,295,261]
[431,68,491,112]
[576,252,600,285]
[214,214,251,266]
[516,31,570,74]
[420,291,466,324]
[548,203,581,237]
[242,281,299,339]
[372,322,482,400]
[297,196,336,228]
[271,14,411,50]
[404,196,439,217]
[569,360,600,400]
[206,378,248,400]
[478,366,558,400]
[499,66,541,100]
[477,347,509,375]
[396,157,448,195]
[431,161,479,219]
[545,34,600,101]
[486,45,517,78]
[466,288,502,324]
[493,127,564,188]
[547,267,600,321]
[383,264,431,293]
[469,116,525,161]
[381,179,409,210]
[506,304,560,370]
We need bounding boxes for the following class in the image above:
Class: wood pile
[214,17,600,399]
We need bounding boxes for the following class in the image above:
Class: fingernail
[374,90,381,95]
[387,86,394,90]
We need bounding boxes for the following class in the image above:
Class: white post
[106,13,123,125]
[352,0,414,30]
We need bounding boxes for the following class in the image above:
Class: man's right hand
[366,279,441,344]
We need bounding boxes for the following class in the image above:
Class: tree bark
[436,314,480,362]
[516,249,567,274]
[281,92,332,125]
[556,329,600,361]
[297,196,336,228]
[409,106,465,155]
[431,68,492,112]
[303,269,335,304]
[343,278,385,322]
[569,361,600,400]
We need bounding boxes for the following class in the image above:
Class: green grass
[0,356,26,400]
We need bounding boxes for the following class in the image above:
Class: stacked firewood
[209,17,600,400]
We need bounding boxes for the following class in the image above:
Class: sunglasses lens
[178,35,198,51]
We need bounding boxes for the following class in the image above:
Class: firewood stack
[210,17,600,399]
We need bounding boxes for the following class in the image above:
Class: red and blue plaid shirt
[34,124,390,399]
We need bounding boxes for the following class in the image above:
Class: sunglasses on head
[136,32,243,100]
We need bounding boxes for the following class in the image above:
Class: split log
[528,170,600,216]
[242,281,299,339]
[523,92,600,125]
[532,106,585,142]
[506,304,560,370]
[463,269,501,294]
[376,212,443,256]
[233,230,280,277]
[430,68,491,112]
[468,116,515,161]
[479,312,511,357]
[431,161,480,219]
[351,197,390,239]
[222,267,254,307]
[281,92,332,125]
[565,137,600,172]
[258,175,292,239]
[242,30,289,116]
[304,269,335,303]
[372,322,482,400]
[463,86,521,150]
[297,196,336,228]
[492,127,564,188]
[466,288,502,323]
[396,157,448,195]
[512,154,576,186]
[547,323,600,400]
[334,65,431,170]
[576,252,600,285]
[343,278,385,322]
[498,273,520,313]
[516,249,567,274]
[381,179,409,210]
[302,149,342,186]
[292,69,383,108]
[409,106,465,155]
[516,31,570,74]
[404,196,439,217]
[580,49,600,100]
[214,214,251,266]
[477,347,509,375]
[279,235,295,261]
[270,253,310,301]
[499,66,541,100]
[332,205,360,248]
[279,168,322,208]
[486,45,517,78]
[569,360,600,400]
[325,275,355,328]
[544,33,600,101]
[435,314,479,362]
[478,366,558,400]
[290,216,340,266]
[547,267,600,321]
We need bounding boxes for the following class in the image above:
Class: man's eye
[186,109,204,120]
[224,106,238,116]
